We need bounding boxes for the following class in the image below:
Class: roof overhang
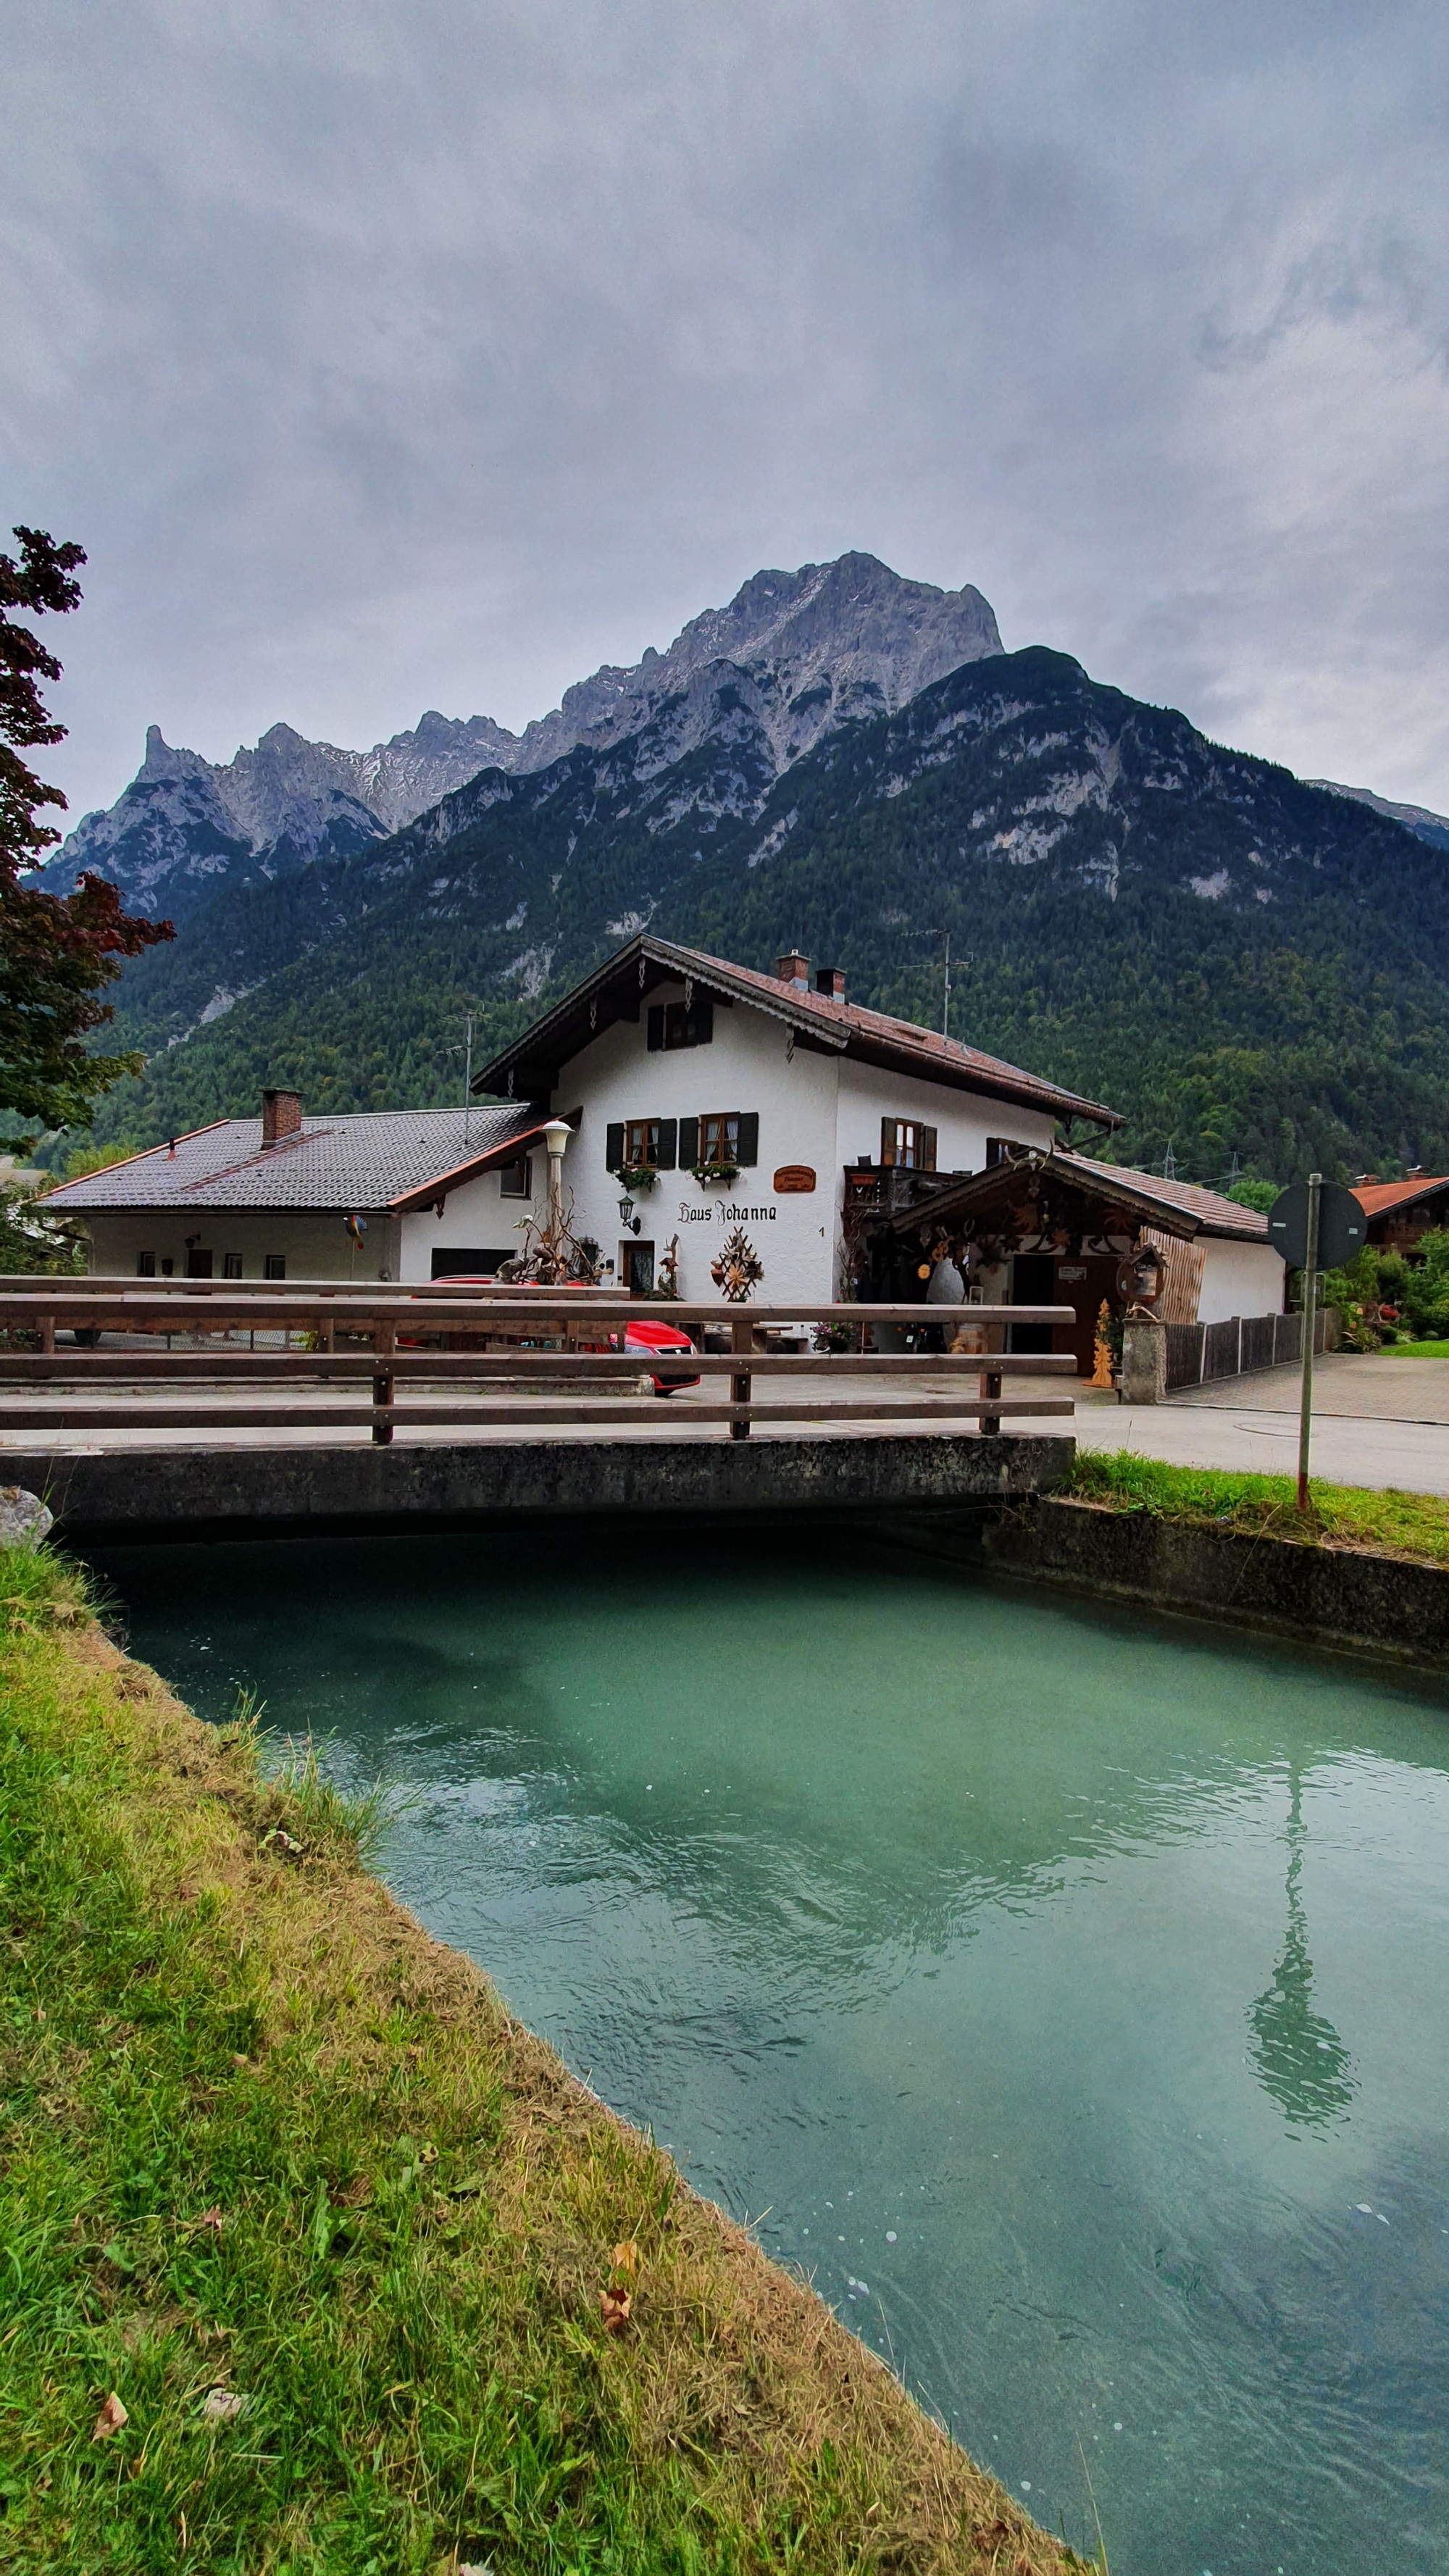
[388,1109,580,1214]
[473,933,1120,1127]
[885,1149,1205,1241]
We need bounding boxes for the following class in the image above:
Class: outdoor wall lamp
[617,1192,635,1227]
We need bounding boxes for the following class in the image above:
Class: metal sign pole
[1296,1170,1321,1514]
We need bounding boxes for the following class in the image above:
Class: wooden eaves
[885,1148,1204,1242]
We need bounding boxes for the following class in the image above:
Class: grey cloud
[4,0,1448,820]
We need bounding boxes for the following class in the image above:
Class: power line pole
[462,1013,475,1147]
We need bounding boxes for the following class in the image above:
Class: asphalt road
[1075,1352,1449,1497]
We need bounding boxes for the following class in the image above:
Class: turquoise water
[95,1526,1449,2573]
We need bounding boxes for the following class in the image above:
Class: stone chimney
[262,1088,303,1146]
[777,949,810,987]
[814,964,845,999]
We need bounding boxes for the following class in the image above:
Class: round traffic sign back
[1267,1181,1369,1270]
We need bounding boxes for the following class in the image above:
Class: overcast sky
[7,0,1449,821]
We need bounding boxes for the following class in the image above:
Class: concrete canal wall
[883,1493,1449,1668]
[14,1431,1074,1543]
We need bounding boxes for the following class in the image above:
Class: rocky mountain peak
[49,553,1007,922]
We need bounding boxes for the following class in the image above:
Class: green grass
[1064,1449,1449,1567]
[0,1546,1074,2576]
[1376,1338,1449,1359]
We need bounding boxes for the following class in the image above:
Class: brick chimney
[262,1088,303,1146]
[814,964,845,999]
[777,949,810,988]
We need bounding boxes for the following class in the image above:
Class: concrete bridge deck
[10,1428,1074,1543]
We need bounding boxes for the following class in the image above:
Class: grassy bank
[1066,1449,1449,1568]
[0,1545,1077,2576]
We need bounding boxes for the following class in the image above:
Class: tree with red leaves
[0,527,173,1136]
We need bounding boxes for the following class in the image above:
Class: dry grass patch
[0,1546,1083,2575]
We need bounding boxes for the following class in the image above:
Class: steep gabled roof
[40,1106,543,1214]
[473,934,1121,1129]
[886,1146,1270,1243]
[1353,1175,1449,1218]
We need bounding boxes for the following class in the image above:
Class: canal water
[94,1525,1449,2575]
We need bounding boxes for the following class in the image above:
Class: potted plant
[617,1162,658,1194]
[690,1159,739,1188]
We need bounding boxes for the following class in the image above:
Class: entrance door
[185,1249,214,1279]
[1009,1251,1056,1354]
[622,1240,655,1296]
[1055,1254,1119,1376]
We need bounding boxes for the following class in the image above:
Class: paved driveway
[1075,1352,1449,1496]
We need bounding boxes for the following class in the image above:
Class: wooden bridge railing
[0,1281,1077,1447]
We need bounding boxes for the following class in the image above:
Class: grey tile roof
[41,1107,540,1214]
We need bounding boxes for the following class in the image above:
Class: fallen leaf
[611,2239,640,2280]
[599,2288,631,2333]
[201,2388,246,2423]
[91,2393,128,2442]
[198,2206,224,2234]
[335,2175,373,2208]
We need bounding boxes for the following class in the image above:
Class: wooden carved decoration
[711,1227,764,1302]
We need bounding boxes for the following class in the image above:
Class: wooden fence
[1163,1307,1331,1393]
[0,1280,1076,1447]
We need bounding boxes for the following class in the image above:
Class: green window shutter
[688,996,714,1046]
[606,1122,625,1171]
[920,1124,938,1173]
[678,1115,699,1168]
[655,1118,678,1170]
[647,1005,664,1051]
[736,1112,759,1167]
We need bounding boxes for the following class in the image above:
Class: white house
[45,935,1281,1359]
[43,936,1116,1295]
[467,935,1122,1304]
[40,1092,556,1283]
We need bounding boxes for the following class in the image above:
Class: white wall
[1197,1238,1285,1325]
[832,1056,1056,1182]
[397,1162,540,1282]
[84,1211,402,1281]
[547,983,843,1302]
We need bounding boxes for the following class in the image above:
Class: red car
[623,1316,701,1395]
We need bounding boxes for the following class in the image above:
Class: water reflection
[1248,1766,1357,2130]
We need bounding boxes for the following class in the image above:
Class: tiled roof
[475,933,1122,1128]
[1353,1176,1449,1217]
[1058,1154,1270,1240]
[39,1106,540,1214]
[888,1146,1270,1242]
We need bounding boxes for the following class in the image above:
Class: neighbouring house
[468,935,1120,1304]
[38,1091,559,1282]
[860,1146,1284,1376]
[1352,1170,1449,1255]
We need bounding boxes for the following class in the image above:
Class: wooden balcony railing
[0,1280,1077,1447]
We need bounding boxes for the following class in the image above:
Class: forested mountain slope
[78,647,1449,1187]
